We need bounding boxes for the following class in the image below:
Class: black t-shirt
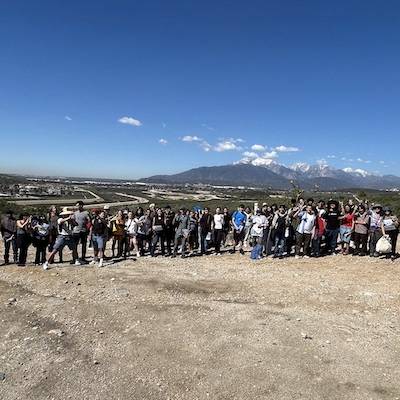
[323,210,340,230]
[92,218,106,236]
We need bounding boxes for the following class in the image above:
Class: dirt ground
[1,239,400,400]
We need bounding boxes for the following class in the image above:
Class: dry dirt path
[0,244,399,399]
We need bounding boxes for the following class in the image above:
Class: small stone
[0,372,5,381]
[48,329,65,337]
[93,360,99,365]
[301,332,312,339]
[8,298,17,303]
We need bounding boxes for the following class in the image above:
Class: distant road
[11,191,149,208]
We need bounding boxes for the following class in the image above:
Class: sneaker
[75,260,83,265]
[136,252,141,257]
[98,259,104,268]
[43,262,49,270]
[303,255,309,259]
[89,260,97,265]
[295,255,300,259]
[239,248,245,255]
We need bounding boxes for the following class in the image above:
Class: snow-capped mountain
[232,158,400,189]
[141,159,400,190]
[342,167,378,178]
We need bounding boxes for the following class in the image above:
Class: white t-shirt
[213,214,224,230]
[251,215,267,237]
[297,212,316,234]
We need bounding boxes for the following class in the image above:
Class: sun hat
[383,206,391,212]
[60,207,74,216]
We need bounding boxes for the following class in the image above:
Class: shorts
[92,235,104,249]
[233,228,245,242]
[53,235,76,251]
[340,226,351,244]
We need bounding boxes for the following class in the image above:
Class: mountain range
[139,158,400,191]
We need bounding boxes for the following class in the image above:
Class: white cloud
[118,117,142,126]
[262,151,278,159]
[162,123,166,128]
[65,116,72,121]
[365,160,371,163]
[202,124,216,131]
[251,144,266,151]
[182,135,202,142]
[274,145,299,152]
[236,138,245,143]
[199,141,213,152]
[159,139,168,145]
[327,155,335,159]
[317,158,327,165]
[214,140,242,152]
[357,158,363,162]
[379,161,384,164]
[243,151,259,158]
[341,157,346,161]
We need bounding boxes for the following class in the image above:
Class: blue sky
[1,0,400,179]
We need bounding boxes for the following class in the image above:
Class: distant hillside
[140,160,400,191]
[140,164,292,188]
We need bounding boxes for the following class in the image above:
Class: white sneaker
[136,252,141,257]
[295,255,300,259]
[303,255,309,259]
[89,260,96,265]
[75,260,83,265]
[98,259,104,268]
[43,262,49,270]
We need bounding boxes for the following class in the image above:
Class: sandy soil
[1,240,399,400]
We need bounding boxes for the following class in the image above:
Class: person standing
[368,204,384,257]
[212,207,224,256]
[48,205,62,263]
[271,205,288,259]
[150,208,166,257]
[338,203,355,255]
[198,207,213,255]
[16,213,32,266]
[221,207,231,248]
[323,200,341,256]
[43,208,80,270]
[251,208,268,248]
[89,210,107,267]
[294,205,316,259]
[352,204,370,256]
[1,210,17,265]
[172,207,190,258]
[73,201,90,262]
[163,205,175,256]
[381,206,399,260]
[231,204,247,255]
[32,214,53,265]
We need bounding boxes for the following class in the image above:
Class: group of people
[1,197,399,269]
